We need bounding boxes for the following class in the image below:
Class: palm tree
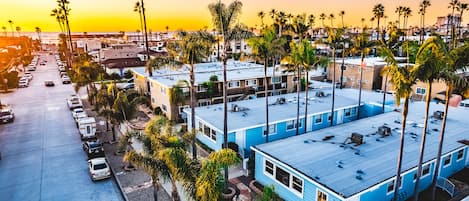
[7,20,14,37]
[350,28,374,119]
[339,11,345,28]
[395,6,404,29]
[258,11,265,28]
[195,149,240,201]
[372,3,385,40]
[412,36,448,201]
[2,26,7,37]
[50,8,65,33]
[319,13,326,28]
[361,18,366,28]
[402,7,412,35]
[168,30,215,159]
[35,27,42,47]
[327,28,345,126]
[380,44,416,201]
[134,0,151,76]
[248,28,285,141]
[457,2,468,39]
[328,13,335,27]
[134,1,145,46]
[418,0,431,43]
[430,41,469,201]
[208,0,243,192]
[449,0,460,28]
[57,0,73,56]
[15,26,21,37]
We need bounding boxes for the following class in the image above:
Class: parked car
[72,108,85,119]
[60,72,68,78]
[40,61,46,66]
[88,157,111,181]
[67,95,83,110]
[44,80,55,87]
[0,108,14,123]
[82,139,104,158]
[27,66,36,71]
[18,79,29,88]
[119,83,134,90]
[62,76,71,84]
[22,73,33,81]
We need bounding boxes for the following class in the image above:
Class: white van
[78,117,97,140]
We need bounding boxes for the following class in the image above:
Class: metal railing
[437,177,456,197]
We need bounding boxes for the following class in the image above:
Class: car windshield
[93,163,107,170]
[90,143,101,149]
[0,112,11,116]
[75,110,83,113]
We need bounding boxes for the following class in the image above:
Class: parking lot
[0,52,123,201]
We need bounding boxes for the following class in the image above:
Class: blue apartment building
[185,89,395,166]
[252,102,469,201]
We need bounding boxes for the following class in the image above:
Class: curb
[106,154,130,201]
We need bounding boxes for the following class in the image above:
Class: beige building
[100,44,143,61]
[132,61,298,120]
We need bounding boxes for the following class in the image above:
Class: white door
[336,110,344,125]
[235,130,246,157]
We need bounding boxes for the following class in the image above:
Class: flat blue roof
[253,102,469,198]
[185,91,361,132]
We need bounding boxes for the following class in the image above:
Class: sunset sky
[0,0,463,33]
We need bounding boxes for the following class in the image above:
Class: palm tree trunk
[138,11,144,46]
[413,82,432,201]
[264,58,270,143]
[340,44,346,89]
[431,85,452,201]
[153,179,159,201]
[382,74,388,113]
[171,179,181,201]
[304,70,309,133]
[393,97,409,201]
[111,123,116,142]
[357,56,364,119]
[141,0,152,77]
[190,63,197,159]
[222,56,229,191]
[377,18,380,41]
[331,48,336,127]
[295,66,301,135]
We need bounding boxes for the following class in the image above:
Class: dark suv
[82,140,104,158]
[0,109,15,123]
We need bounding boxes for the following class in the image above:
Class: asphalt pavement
[0,52,123,201]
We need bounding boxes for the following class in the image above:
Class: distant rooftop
[333,56,408,67]
[253,102,469,198]
[132,61,295,87]
[185,91,361,132]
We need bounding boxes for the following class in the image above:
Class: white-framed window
[443,154,452,167]
[162,104,167,111]
[264,159,304,197]
[198,122,203,132]
[457,149,464,161]
[344,108,351,117]
[416,87,426,95]
[160,86,167,94]
[314,114,323,124]
[317,190,327,201]
[263,124,277,136]
[387,177,403,194]
[422,164,431,177]
[199,122,217,141]
[328,113,332,122]
[264,160,274,176]
[292,176,303,194]
[286,119,302,130]
[245,79,257,86]
[272,76,281,84]
[228,81,240,88]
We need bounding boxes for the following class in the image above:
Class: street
[0,53,123,201]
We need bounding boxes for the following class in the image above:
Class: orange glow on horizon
[0,0,463,33]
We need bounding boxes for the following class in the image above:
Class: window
[344,108,351,117]
[197,85,207,92]
[204,125,210,136]
[317,190,327,201]
[263,124,277,136]
[162,104,167,112]
[416,87,426,95]
[457,149,464,161]
[151,98,156,103]
[265,160,274,176]
[245,79,257,86]
[286,120,302,130]
[422,164,430,177]
[272,77,281,83]
[387,180,395,193]
[228,81,240,88]
[328,114,332,122]
[211,129,217,141]
[443,155,451,167]
[275,166,290,187]
[315,114,323,124]
[199,123,217,141]
[160,86,166,94]
[198,122,203,132]
[292,176,303,194]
